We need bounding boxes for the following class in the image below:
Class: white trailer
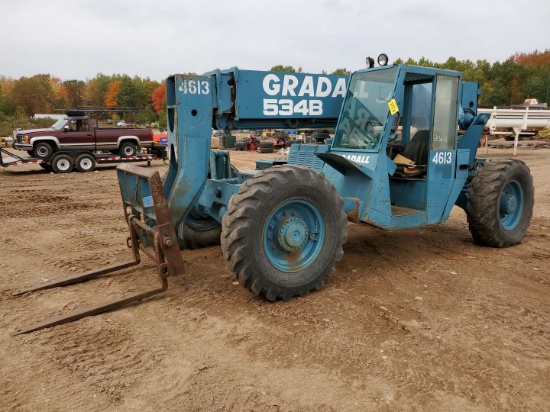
[479,106,550,155]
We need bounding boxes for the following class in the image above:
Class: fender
[29,136,60,147]
[117,136,141,147]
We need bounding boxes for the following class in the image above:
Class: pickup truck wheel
[51,154,74,173]
[120,142,138,156]
[75,153,96,172]
[33,142,54,159]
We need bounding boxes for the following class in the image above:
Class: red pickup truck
[12,111,155,159]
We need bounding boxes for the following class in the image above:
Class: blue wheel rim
[499,180,524,230]
[263,199,325,272]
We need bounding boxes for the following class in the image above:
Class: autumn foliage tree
[11,74,55,116]
[0,76,16,116]
[151,84,166,114]
[104,80,121,107]
[62,79,86,108]
[84,74,114,108]
[509,49,550,67]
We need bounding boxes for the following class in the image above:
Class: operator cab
[327,62,466,228]
[332,64,460,171]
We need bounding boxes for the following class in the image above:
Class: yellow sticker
[388,98,399,115]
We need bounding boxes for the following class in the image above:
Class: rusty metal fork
[11,166,184,336]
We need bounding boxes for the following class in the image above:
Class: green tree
[117,76,147,109]
[270,65,297,72]
[331,68,350,75]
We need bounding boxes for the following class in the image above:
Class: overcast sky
[1,0,549,82]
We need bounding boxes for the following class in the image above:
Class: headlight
[366,57,375,68]
[24,135,29,144]
[378,53,389,66]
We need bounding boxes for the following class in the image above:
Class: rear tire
[51,154,74,173]
[466,159,534,247]
[120,142,138,156]
[75,153,96,172]
[221,165,347,301]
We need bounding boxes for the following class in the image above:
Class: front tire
[221,165,347,301]
[51,154,74,173]
[466,159,534,247]
[33,142,54,159]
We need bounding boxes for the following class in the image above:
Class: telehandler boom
[12,57,534,334]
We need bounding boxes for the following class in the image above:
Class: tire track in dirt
[2,231,128,276]
[17,321,168,405]
[1,190,97,218]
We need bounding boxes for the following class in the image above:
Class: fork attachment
[11,165,184,335]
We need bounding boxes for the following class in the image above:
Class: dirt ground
[1,143,549,411]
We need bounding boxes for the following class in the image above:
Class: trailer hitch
[11,164,184,335]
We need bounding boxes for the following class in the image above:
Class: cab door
[387,70,462,227]
[426,74,461,223]
[60,117,95,151]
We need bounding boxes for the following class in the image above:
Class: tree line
[0,74,165,120]
[0,49,548,135]
[272,50,550,107]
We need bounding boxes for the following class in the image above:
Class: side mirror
[63,125,70,132]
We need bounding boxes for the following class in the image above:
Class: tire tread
[466,159,534,247]
[221,165,347,300]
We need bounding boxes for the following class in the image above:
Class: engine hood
[15,128,56,135]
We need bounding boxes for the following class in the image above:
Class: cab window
[333,67,398,150]
[432,75,459,150]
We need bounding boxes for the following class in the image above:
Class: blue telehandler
[12,56,534,334]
